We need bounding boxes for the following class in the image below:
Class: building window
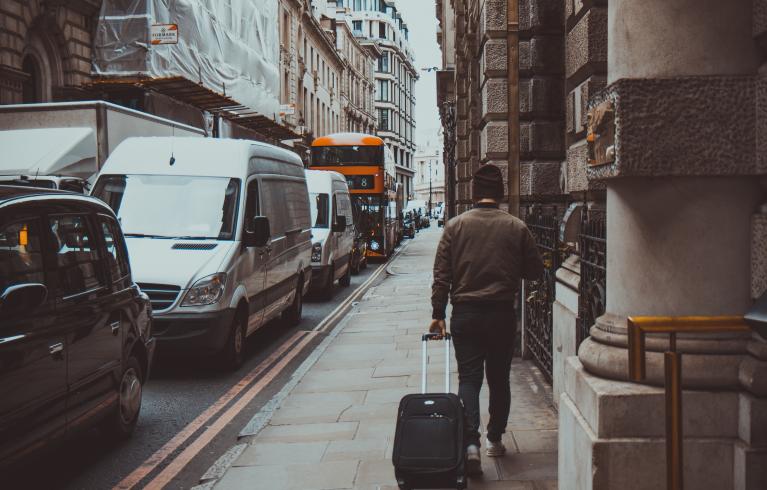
[352,20,363,34]
[377,53,389,73]
[282,70,289,104]
[379,22,386,39]
[281,9,290,47]
[376,80,389,102]
[378,108,389,131]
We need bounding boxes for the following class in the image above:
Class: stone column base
[558,357,767,490]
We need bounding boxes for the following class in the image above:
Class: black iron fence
[577,207,607,348]
[522,202,569,381]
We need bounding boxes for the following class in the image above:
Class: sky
[394,0,442,150]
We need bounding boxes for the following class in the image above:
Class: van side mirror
[332,215,347,233]
[245,216,271,248]
[0,283,47,317]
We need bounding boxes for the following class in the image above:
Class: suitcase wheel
[456,475,467,490]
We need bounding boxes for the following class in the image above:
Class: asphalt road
[4,257,396,490]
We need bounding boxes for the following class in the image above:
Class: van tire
[103,356,143,440]
[221,314,246,370]
[339,264,351,287]
[322,265,335,300]
[282,275,303,326]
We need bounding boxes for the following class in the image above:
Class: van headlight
[182,273,227,306]
[370,240,380,251]
[311,242,322,262]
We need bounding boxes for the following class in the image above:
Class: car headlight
[311,242,322,262]
[182,273,227,306]
[370,240,380,251]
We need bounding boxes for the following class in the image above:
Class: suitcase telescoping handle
[421,332,452,394]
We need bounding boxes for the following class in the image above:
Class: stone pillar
[558,1,767,489]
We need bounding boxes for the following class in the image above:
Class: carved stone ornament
[586,100,615,166]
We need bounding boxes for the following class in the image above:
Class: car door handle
[49,342,64,357]
[110,321,120,335]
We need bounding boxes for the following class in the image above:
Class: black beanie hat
[472,164,504,200]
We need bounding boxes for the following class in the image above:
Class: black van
[0,186,154,469]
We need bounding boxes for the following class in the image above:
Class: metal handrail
[627,316,751,490]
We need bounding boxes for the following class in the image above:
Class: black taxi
[0,186,154,469]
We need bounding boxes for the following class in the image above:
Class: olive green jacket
[431,204,544,320]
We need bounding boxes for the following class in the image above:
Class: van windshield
[0,178,57,189]
[310,193,329,228]
[93,174,240,240]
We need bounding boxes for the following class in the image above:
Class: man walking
[429,164,544,475]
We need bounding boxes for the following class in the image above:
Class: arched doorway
[21,20,65,103]
[21,55,42,103]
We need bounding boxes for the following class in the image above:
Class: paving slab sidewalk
[213,227,558,490]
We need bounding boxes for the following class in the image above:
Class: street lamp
[428,159,433,217]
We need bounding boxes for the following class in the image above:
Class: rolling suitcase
[392,333,466,490]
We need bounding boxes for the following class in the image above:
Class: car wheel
[103,356,143,440]
[221,313,246,370]
[321,264,335,300]
[361,256,368,270]
[339,264,351,287]
[281,275,303,326]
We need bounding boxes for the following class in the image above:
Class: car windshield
[310,193,330,229]
[93,174,240,240]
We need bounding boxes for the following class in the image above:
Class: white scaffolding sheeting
[93,0,281,122]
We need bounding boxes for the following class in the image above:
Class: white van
[92,137,312,368]
[306,170,355,299]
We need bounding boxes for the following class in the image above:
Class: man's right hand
[429,319,447,338]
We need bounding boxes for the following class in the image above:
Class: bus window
[311,145,384,166]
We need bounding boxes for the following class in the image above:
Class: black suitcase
[392,333,466,490]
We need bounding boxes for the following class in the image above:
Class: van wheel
[221,314,246,370]
[339,264,351,287]
[103,356,143,440]
[282,276,303,326]
[321,265,335,300]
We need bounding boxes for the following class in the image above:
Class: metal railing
[577,207,606,347]
[627,316,752,490]
[523,203,569,380]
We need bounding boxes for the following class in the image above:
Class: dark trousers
[450,302,515,448]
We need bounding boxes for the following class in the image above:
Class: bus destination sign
[346,175,375,190]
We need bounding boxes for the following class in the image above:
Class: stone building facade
[337,0,417,200]
[438,1,766,489]
[413,139,445,209]
[323,5,378,135]
[0,0,101,104]
[436,0,566,218]
[279,0,344,149]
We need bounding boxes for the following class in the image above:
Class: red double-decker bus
[310,133,399,259]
